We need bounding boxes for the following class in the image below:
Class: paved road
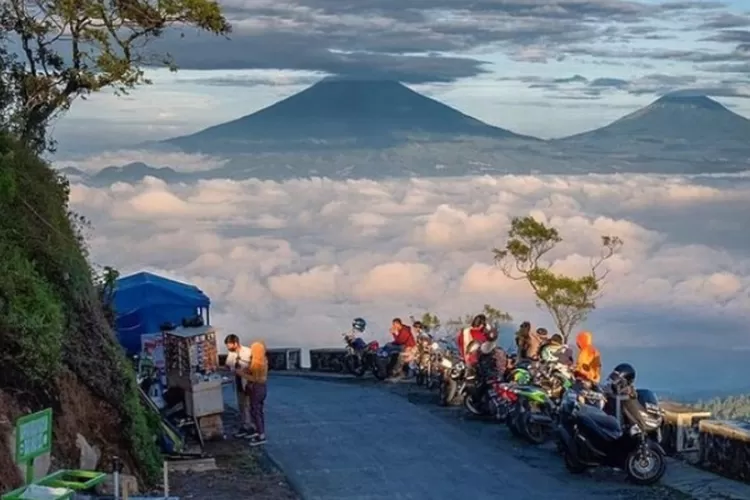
[264,377,681,500]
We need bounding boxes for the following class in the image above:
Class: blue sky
[54,0,750,155]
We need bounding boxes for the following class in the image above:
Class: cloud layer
[70,171,750,390]
[149,0,748,83]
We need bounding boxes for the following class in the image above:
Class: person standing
[574,331,602,384]
[224,334,254,438]
[245,341,269,446]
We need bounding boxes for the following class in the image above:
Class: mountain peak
[162,78,535,154]
[560,91,750,144]
[652,92,726,111]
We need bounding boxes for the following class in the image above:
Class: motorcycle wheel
[344,355,366,377]
[521,412,548,444]
[440,378,458,406]
[373,357,388,381]
[625,441,666,485]
[563,448,588,474]
[464,394,482,416]
[506,407,522,437]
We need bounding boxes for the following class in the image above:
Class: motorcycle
[556,388,667,485]
[506,384,558,444]
[342,332,380,377]
[414,334,436,387]
[437,355,466,406]
[373,343,411,380]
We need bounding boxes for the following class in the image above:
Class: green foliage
[0,0,231,149]
[0,241,64,382]
[0,132,161,484]
[95,265,120,328]
[410,311,442,332]
[697,394,750,422]
[493,216,622,341]
[445,304,513,329]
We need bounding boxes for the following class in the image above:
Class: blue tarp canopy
[114,271,211,355]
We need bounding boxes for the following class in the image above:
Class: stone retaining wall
[309,348,347,373]
[698,419,750,483]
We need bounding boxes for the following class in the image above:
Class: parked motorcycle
[342,332,380,377]
[438,355,466,406]
[506,384,558,444]
[373,343,410,380]
[556,388,667,485]
[414,334,436,387]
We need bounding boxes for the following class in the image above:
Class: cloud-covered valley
[71,172,750,395]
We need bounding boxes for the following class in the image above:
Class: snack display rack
[163,325,224,425]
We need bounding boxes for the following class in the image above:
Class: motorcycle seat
[578,406,622,439]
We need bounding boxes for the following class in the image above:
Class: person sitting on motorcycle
[539,333,574,367]
[389,318,416,376]
[458,314,489,363]
[574,330,602,384]
[514,321,532,358]
[478,326,508,380]
[527,327,549,360]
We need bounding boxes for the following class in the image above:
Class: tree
[445,304,513,329]
[493,216,622,342]
[0,0,231,150]
[95,265,120,327]
[409,311,441,332]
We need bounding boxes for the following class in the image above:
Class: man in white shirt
[224,334,254,438]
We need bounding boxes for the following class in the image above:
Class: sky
[51,0,750,157]
[43,0,750,394]
[71,171,750,394]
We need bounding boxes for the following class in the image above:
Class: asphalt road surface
[263,377,688,500]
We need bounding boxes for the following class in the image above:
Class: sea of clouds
[69,171,750,396]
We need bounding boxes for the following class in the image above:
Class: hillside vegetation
[698,395,750,422]
[0,132,161,491]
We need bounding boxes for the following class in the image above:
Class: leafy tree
[95,265,120,327]
[409,311,441,332]
[0,0,231,150]
[493,216,622,342]
[445,304,513,329]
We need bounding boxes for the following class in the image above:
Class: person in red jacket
[389,318,416,376]
[457,314,489,363]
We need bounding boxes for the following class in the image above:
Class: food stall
[163,325,224,441]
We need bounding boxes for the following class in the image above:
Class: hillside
[0,132,160,491]
[161,78,537,154]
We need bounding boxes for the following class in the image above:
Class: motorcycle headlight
[440,358,453,369]
[431,342,440,351]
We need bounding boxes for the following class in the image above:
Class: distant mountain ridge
[559,92,750,146]
[63,85,750,183]
[161,78,537,154]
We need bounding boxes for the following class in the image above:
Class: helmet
[471,314,487,328]
[608,363,636,394]
[610,363,636,383]
[352,317,366,332]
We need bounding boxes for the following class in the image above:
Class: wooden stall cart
[163,325,225,443]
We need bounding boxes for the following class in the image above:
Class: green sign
[15,408,52,464]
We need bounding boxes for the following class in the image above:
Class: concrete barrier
[661,401,712,457]
[309,348,347,373]
[218,348,302,371]
[268,348,302,371]
[698,419,750,483]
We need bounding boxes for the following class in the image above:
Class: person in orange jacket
[574,331,602,384]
